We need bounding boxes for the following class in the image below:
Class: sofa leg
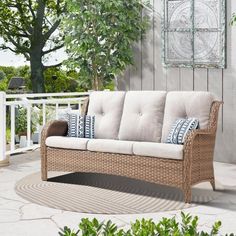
[210,179,216,191]
[183,187,192,203]
[41,170,48,181]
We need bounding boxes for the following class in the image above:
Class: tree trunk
[92,76,103,91]
[94,76,99,91]
[30,52,45,93]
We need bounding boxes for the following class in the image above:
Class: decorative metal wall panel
[162,0,226,68]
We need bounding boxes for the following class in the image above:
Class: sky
[0,48,28,67]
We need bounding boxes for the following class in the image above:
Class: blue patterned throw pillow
[68,113,84,138]
[59,111,95,139]
[166,118,199,144]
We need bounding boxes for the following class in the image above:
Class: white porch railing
[0,91,89,163]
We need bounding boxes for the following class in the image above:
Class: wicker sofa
[41,91,222,203]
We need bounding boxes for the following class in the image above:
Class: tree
[63,0,149,91]
[0,0,66,93]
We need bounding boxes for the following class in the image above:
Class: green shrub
[15,107,28,135]
[0,79,7,91]
[0,66,93,92]
[43,67,79,93]
[59,212,234,236]
[15,106,38,135]
[0,66,29,92]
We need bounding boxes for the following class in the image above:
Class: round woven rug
[15,172,223,214]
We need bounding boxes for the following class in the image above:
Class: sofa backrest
[118,91,167,142]
[161,91,214,142]
[87,91,126,139]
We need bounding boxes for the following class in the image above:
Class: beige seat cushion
[161,91,214,142]
[118,91,167,142]
[133,142,183,160]
[46,136,89,150]
[87,91,126,139]
[87,139,134,155]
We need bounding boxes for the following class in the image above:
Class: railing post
[0,92,9,166]
[78,100,82,114]
[42,102,46,126]
[55,103,59,120]
[26,102,31,147]
[10,104,15,152]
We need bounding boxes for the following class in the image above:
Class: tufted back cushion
[161,91,214,142]
[118,91,167,142]
[87,91,126,139]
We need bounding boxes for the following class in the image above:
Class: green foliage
[0,66,29,91]
[6,128,11,144]
[59,212,233,236]
[17,66,31,79]
[0,70,6,81]
[15,106,38,135]
[0,79,7,91]
[0,66,97,92]
[15,107,28,135]
[0,66,17,81]
[0,0,65,57]
[62,0,150,91]
[104,80,116,91]
[44,68,78,93]
[231,13,236,25]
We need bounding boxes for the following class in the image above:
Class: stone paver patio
[0,150,236,235]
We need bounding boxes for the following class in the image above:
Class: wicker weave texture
[47,148,183,188]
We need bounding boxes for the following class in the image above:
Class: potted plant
[16,107,28,137]
[15,106,38,147]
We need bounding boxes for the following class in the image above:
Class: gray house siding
[117,0,236,164]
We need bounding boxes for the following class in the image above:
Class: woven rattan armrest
[41,120,68,141]
[181,101,222,202]
[41,119,68,158]
[183,129,213,151]
[181,128,216,202]
[183,100,223,155]
[41,120,68,181]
